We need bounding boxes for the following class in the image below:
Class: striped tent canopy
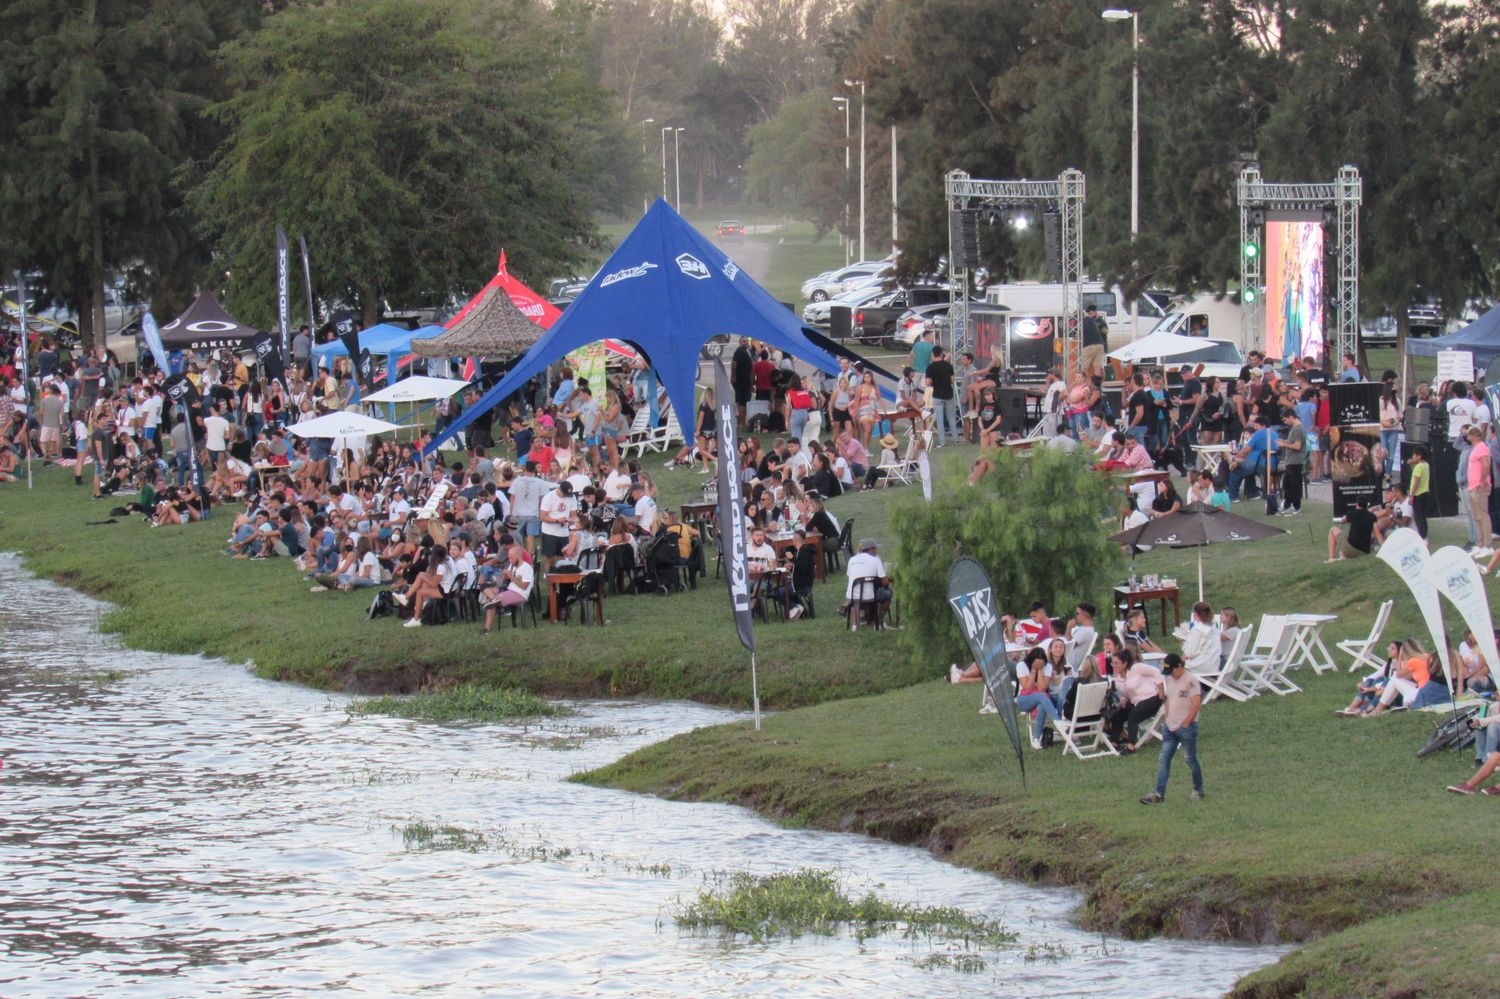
[409,282,545,358]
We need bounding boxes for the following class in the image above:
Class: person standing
[1140,653,1204,804]
[730,337,753,429]
[1080,304,1106,380]
[908,329,935,379]
[926,347,957,445]
[1407,445,1431,539]
[1467,426,1493,557]
[1337,352,1362,383]
[292,324,312,379]
[1278,407,1306,515]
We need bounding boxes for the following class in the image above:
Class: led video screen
[1265,218,1325,362]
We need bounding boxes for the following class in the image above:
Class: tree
[892,447,1124,669]
[0,0,251,345]
[194,0,640,328]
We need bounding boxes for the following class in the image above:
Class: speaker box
[829,306,852,341]
[997,388,1030,429]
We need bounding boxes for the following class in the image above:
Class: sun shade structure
[1405,303,1500,365]
[1110,502,1285,600]
[310,323,423,369]
[410,282,548,359]
[424,198,848,455]
[1107,330,1215,363]
[157,292,260,351]
[361,375,469,404]
[287,411,404,439]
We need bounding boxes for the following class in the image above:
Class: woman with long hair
[854,371,881,448]
[1379,384,1403,478]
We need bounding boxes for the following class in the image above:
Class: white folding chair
[878,432,922,487]
[1137,704,1167,745]
[1199,626,1255,704]
[1054,681,1118,760]
[1338,600,1393,674]
[617,409,654,458]
[1066,632,1099,673]
[1238,617,1301,696]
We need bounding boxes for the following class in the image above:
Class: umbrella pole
[1198,547,1204,603]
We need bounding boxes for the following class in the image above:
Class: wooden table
[877,406,924,436]
[766,530,826,581]
[680,500,717,527]
[546,570,604,625]
[1124,468,1171,487]
[1114,583,1181,633]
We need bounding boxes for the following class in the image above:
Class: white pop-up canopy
[1107,330,1212,363]
[361,375,470,404]
[287,411,404,439]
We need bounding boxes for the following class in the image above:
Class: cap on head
[858,538,878,552]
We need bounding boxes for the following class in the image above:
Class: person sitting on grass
[1373,482,1413,546]
[1326,499,1378,563]
[1457,629,1497,695]
[1447,707,1500,795]
[1186,469,1215,506]
[1366,641,1450,714]
[1337,639,1404,716]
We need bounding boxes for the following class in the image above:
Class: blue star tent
[424,199,856,455]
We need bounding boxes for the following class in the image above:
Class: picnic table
[680,500,717,528]
[546,570,604,625]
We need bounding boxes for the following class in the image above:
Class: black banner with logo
[947,557,1026,785]
[250,331,286,388]
[1329,381,1381,427]
[714,359,754,655]
[1006,315,1056,385]
[1330,426,1383,516]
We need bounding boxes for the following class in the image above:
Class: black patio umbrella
[1109,502,1285,601]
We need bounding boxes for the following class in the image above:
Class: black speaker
[1042,209,1062,278]
[950,209,980,269]
[1430,441,1460,518]
[998,388,1030,429]
[1404,406,1431,444]
[829,306,852,341]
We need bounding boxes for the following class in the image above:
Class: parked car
[1408,303,1443,337]
[853,286,956,344]
[886,303,956,349]
[802,285,886,327]
[1361,315,1397,346]
[801,262,886,303]
[716,220,745,239]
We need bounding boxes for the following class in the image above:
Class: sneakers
[403,617,422,628]
[1473,547,1496,560]
[950,664,963,684]
[978,699,998,715]
[309,585,328,593]
[1189,790,1205,801]
[788,604,804,620]
[393,592,409,607]
[1447,782,1478,795]
[1482,786,1500,797]
[1139,792,1165,805]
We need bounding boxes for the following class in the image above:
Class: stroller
[637,532,690,595]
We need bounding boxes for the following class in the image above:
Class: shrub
[892,445,1125,668]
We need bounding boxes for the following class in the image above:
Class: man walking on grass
[1141,653,1204,804]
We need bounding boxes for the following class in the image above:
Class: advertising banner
[1427,545,1499,698]
[1007,315,1056,385]
[1329,426,1382,516]
[276,227,290,358]
[1265,218,1325,362]
[947,557,1026,784]
[714,359,754,656]
[1376,528,1451,682]
[1328,381,1381,427]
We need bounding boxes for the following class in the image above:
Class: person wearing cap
[1140,652,1205,804]
[843,537,891,619]
[861,433,901,490]
[538,479,577,559]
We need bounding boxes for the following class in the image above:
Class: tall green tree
[0,0,250,345]
[195,0,639,328]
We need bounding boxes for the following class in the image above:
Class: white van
[982,280,1165,342]
[1146,292,1245,348]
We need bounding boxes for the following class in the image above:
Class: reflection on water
[0,554,1284,996]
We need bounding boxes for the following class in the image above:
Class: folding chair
[1137,705,1167,745]
[877,432,922,488]
[826,518,853,572]
[1199,626,1256,704]
[1066,632,1099,673]
[1054,682,1118,760]
[1238,617,1301,696]
[1338,599,1393,674]
[617,409,654,458]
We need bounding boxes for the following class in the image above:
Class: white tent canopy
[287,411,404,439]
[1107,330,1213,363]
[361,375,470,404]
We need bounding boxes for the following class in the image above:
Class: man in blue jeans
[1141,653,1204,803]
[1226,417,1277,500]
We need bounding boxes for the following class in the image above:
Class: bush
[892,446,1125,667]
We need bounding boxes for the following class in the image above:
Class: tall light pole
[640,117,654,215]
[673,127,686,210]
[1103,8,1140,338]
[832,96,851,265]
[844,79,866,262]
[890,124,899,256]
[660,125,671,201]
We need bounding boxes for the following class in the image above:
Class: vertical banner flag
[947,557,1027,785]
[276,227,290,359]
[1376,527,1452,683]
[141,312,170,373]
[298,233,315,330]
[249,331,286,387]
[1426,546,1500,697]
[714,359,754,656]
[568,341,608,402]
[338,328,361,373]
[918,449,933,502]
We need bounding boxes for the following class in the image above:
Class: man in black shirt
[1080,305,1107,380]
[1327,500,1377,562]
[925,347,957,446]
[1175,364,1202,450]
[730,337,753,429]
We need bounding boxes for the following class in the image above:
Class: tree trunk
[696,168,704,213]
[361,282,380,329]
[1396,311,1411,404]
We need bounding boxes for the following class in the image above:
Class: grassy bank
[582,488,1500,994]
[0,452,927,706]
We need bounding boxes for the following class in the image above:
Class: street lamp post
[890,124,899,255]
[640,117,654,215]
[1103,8,1140,339]
[844,79,866,262]
[832,97,850,265]
[660,125,671,202]
[673,127,686,210]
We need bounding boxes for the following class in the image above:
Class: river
[0,554,1284,996]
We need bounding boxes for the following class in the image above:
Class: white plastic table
[1192,444,1234,475]
[1284,613,1339,674]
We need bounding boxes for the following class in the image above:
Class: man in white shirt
[745,526,776,572]
[538,480,578,558]
[203,404,231,469]
[139,387,163,444]
[630,482,657,534]
[783,439,811,481]
[386,488,412,526]
[1447,383,1475,442]
[1471,385,1492,430]
[843,537,891,619]
[508,461,549,552]
[603,463,633,504]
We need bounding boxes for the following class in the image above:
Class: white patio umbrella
[1107,330,1212,364]
[361,375,469,404]
[287,411,405,439]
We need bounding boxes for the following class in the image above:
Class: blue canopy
[424,199,849,455]
[312,323,420,367]
[1405,304,1500,364]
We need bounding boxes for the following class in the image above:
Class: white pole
[1198,547,1204,603]
[639,117,654,215]
[858,82,866,262]
[674,128,685,211]
[751,651,761,731]
[660,126,670,202]
[834,97,850,266]
[891,124,899,255]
